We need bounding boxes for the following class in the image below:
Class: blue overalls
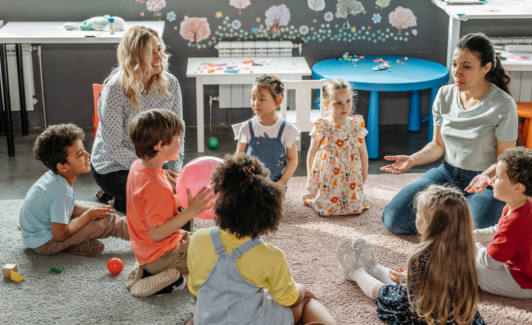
[194,227,293,325]
[246,119,287,182]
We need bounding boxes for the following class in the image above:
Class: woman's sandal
[336,238,367,281]
[351,238,382,276]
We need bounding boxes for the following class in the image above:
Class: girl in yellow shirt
[187,153,338,325]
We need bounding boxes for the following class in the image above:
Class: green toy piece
[51,265,64,273]
[208,137,219,149]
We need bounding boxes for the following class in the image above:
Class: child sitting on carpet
[20,124,129,257]
[125,109,213,297]
[232,75,300,189]
[187,153,339,325]
[336,185,485,324]
[304,78,370,216]
[473,147,532,299]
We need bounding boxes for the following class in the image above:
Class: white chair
[277,79,327,151]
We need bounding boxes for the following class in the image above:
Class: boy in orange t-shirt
[125,109,213,297]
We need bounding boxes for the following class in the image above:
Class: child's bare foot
[304,199,312,206]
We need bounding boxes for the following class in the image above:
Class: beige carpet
[186,175,532,325]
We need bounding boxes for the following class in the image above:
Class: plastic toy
[175,156,223,220]
[373,63,391,71]
[216,63,228,66]
[10,271,24,282]
[224,69,240,73]
[18,225,21,230]
[252,63,263,66]
[226,65,235,69]
[208,69,215,73]
[208,63,215,67]
[242,59,254,63]
[51,265,64,273]
[396,59,406,65]
[374,58,390,63]
[3,264,17,278]
[208,137,219,149]
[107,258,124,275]
[359,56,364,59]
[404,57,408,61]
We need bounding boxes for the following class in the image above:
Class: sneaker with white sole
[130,268,181,298]
[63,240,104,257]
[351,238,382,276]
[336,238,366,281]
[126,261,142,290]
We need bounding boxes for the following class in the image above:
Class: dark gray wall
[1,0,529,130]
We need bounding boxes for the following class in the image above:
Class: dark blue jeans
[381,161,506,235]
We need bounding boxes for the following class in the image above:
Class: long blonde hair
[105,25,171,112]
[408,185,479,325]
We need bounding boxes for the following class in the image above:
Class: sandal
[351,238,382,275]
[336,238,366,281]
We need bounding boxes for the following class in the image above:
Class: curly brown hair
[498,147,532,196]
[211,153,284,239]
[33,124,85,174]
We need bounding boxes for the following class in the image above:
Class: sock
[368,264,395,285]
[351,268,381,299]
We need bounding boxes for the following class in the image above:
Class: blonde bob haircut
[105,25,171,112]
[409,185,479,325]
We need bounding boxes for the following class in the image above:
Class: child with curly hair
[187,153,338,325]
[20,124,129,257]
[336,185,485,324]
[304,78,370,216]
[233,75,300,188]
[474,147,532,298]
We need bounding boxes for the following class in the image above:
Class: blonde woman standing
[91,26,184,213]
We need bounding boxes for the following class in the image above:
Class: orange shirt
[126,160,181,265]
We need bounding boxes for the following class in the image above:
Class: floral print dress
[376,248,486,325]
[304,115,370,216]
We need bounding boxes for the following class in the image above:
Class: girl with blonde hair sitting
[336,185,486,325]
[91,25,184,213]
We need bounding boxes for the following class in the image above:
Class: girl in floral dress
[336,185,485,325]
[304,78,370,216]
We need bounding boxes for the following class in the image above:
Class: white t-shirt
[433,83,518,172]
[232,116,301,148]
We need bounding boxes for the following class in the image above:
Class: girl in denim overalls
[232,75,300,190]
[187,153,339,325]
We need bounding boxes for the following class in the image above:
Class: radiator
[216,41,295,109]
[4,44,36,112]
[509,71,532,103]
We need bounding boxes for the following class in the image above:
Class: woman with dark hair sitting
[187,153,339,325]
[381,32,518,235]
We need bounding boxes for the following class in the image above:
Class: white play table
[186,57,311,153]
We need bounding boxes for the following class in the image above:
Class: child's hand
[186,187,215,215]
[389,267,406,284]
[87,205,114,221]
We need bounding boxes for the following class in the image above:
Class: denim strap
[277,120,287,141]
[209,227,227,256]
[247,119,255,138]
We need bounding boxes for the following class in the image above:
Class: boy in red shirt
[125,109,213,297]
[474,147,532,298]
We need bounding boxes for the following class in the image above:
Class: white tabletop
[0,21,165,43]
[431,0,532,20]
[186,57,311,78]
[500,50,532,71]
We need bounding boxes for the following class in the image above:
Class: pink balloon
[176,156,223,220]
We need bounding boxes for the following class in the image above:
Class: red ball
[107,258,124,275]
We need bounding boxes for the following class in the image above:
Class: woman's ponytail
[456,33,512,96]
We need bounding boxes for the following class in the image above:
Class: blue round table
[312,56,449,159]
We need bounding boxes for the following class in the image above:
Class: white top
[433,83,518,172]
[0,21,164,44]
[232,116,301,148]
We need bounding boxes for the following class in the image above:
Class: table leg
[367,91,379,159]
[0,44,15,156]
[428,86,439,142]
[446,16,460,84]
[15,44,28,136]
[196,77,205,153]
[408,90,421,132]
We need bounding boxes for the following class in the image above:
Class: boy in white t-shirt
[233,75,300,188]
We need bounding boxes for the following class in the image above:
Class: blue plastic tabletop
[312,56,449,92]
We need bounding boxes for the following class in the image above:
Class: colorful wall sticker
[180,16,211,46]
[388,6,416,35]
[375,0,391,14]
[308,0,326,15]
[265,5,291,36]
[146,0,166,12]
[335,0,365,29]
[229,0,251,15]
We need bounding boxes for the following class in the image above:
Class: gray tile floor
[0,125,441,202]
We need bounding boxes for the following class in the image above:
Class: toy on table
[208,69,216,73]
[51,265,64,274]
[374,58,390,63]
[208,137,219,149]
[175,156,223,220]
[216,63,228,66]
[224,69,240,73]
[208,63,215,67]
[18,225,21,230]
[404,57,408,61]
[10,271,24,282]
[107,258,124,275]
[396,59,406,65]
[242,59,254,64]
[373,63,391,71]
[252,62,263,66]
[3,264,17,277]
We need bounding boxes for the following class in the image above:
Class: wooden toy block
[11,271,24,282]
[3,264,17,278]
[51,265,64,273]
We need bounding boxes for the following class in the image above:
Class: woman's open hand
[380,156,415,174]
[465,174,491,194]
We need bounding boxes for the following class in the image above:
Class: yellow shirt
[187,228,299,307]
